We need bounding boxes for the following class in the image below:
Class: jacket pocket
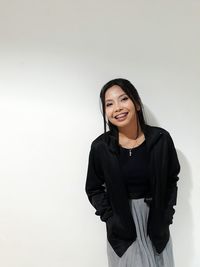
[163,206,175,225]
[105,214,121,237]
[148,208,169,238]
[106,215,114,232]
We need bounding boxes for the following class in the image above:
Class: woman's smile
[114,112,129,121]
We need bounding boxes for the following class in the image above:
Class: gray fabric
[106,198,175,267]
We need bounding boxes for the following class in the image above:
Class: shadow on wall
[173,150,194,267]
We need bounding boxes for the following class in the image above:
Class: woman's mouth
[115,112,128,121]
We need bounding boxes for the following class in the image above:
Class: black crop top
[119,140,151,197]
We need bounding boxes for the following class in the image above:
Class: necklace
[128,141,138,156]
[119,133,145,156]
[119,139,138,156]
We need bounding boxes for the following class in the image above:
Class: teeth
[115,113,127,119]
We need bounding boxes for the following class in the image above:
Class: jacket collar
[105,124,163,155]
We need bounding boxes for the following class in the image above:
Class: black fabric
[85,124,180,257]
[119,140,150,196]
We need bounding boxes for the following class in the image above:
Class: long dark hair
[99,78,146,141]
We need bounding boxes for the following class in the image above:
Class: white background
[0,1,199,266]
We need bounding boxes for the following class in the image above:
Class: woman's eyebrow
[105,93,127,102]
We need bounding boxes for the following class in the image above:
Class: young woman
[85,78,180,267]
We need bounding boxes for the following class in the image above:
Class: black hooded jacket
[85,124,180,257]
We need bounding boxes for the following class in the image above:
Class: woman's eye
[106,97,128,107]
[106,103,112,107]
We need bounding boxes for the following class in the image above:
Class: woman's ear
[136,103,141,111]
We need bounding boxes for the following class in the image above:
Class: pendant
[129,149,132,156]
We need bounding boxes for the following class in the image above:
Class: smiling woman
[85,78,180,267]
[104,85,142,148]
[105,89,139,125]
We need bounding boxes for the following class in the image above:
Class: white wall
[0,1,199,266]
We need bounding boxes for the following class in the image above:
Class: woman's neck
[118,123,142,141]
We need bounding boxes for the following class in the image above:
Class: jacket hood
[95,124,167,155]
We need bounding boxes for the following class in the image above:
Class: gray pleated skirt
[106,198,175,267]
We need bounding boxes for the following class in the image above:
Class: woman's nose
[114,102,122,112]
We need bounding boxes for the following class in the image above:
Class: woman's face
[105,85,140,128]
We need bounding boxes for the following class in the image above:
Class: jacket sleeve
[85,144,113,222]
[164,133,181,224]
